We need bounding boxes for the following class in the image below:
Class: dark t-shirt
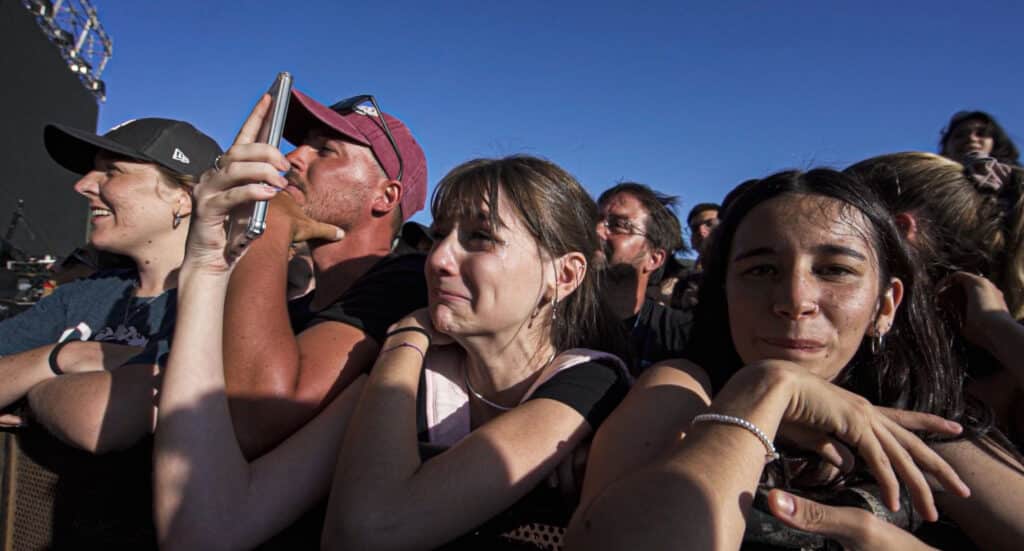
[0,269,175,365]
[288,252,428,343]
[622,297,692,374]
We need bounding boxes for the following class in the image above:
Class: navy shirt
[0,270,175,365]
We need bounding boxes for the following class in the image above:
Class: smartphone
[225,72,293,258]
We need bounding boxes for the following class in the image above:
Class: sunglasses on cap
[329,95,404,182]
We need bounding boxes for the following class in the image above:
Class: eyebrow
[732,244,868,262]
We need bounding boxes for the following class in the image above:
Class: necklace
[122,283,162,327]
[463,351,557,411]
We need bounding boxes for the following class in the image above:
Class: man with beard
[596,182,691,373]
[220,90,429,459]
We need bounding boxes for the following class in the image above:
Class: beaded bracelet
[381,341,426,360]
[691,413,779,463]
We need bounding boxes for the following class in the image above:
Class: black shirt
[288,252,428,343]
[622,297,692,374]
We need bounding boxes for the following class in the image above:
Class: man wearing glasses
[595,182,691,373]
[221,89,429,459]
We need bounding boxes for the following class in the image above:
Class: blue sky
[91,0,1022,238]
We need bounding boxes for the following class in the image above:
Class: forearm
[26,363,158,453]
[325,335,425,549]
[155,268,254,548]
[976,314,1024,388]
[569,365,791,551]
[0,344,58,409]
[223,215,298,395]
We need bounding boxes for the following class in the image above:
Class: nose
[285,146,313,173]
[426,230,459,277]
[73,171,100,198]
[699,224,713,239]
[772,270,819,320]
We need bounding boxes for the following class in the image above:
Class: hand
[186,95,339,273]
[268,192,346,244]
[766,489,938,550]
[0,413,25,428]
[944,272,1014,347]
[547,441,590,507]
[389,307,454,347]
[744,361,971,521]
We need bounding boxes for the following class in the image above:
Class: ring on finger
[213,155,225,172]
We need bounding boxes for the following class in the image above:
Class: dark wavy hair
[685,169,971,431]
[597,182,687,256]
[431,155,628,359]
[940,110,1020,166]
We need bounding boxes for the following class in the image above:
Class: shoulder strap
[519,348,631,403]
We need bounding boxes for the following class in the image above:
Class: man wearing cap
[218,90,429,458]
[0,118,221,451]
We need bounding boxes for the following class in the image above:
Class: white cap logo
[353,105,379,117]
[172,148,190,164]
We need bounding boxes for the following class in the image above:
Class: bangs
[430,159,510,231]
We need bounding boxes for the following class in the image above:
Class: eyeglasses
[600,217,647,237]
[330,95,404,182]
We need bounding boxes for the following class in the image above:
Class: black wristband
[385,326,432,345]
[48,340,74,376]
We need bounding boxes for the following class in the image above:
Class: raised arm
[952,271,1024,389]
[154,96,358,550]
[221,185,366,459]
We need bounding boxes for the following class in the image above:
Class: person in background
[596,182,690,373]
[940,110,1020,193]
[686,202,719,265]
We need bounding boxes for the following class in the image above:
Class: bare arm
[951,272,1024,388]
[566,362,969,551]
[0,340,141,410]
[933,436,1024,551]
[155,97,360,550]
[222,193,355,459]
[577,359,711,513]
[324,324,598,550]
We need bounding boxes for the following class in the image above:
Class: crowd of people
[0,88,1021,550]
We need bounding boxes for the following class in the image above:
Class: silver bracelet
[691,413,779,463]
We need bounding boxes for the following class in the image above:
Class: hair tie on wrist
[48,340,74,376]
[692,413,779,463]
[381,341,426,360]
[385,326,432,344]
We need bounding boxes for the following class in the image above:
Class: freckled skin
[725,194,895,382]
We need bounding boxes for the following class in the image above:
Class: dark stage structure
[0,0,108,261]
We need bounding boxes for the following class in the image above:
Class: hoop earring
[870,332,885,355]
[172,212,185,230]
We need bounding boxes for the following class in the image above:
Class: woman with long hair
[155,97,628,549]
[567,169,981,550]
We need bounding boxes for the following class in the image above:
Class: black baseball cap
[44,118,222,179]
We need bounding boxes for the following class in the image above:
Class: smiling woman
[0,119,222,449]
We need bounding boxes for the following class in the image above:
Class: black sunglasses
[329,95,404,182]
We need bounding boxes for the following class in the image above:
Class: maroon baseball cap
[284,89,427,221]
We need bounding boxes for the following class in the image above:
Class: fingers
[293,221,345,244]
[0,413,25,427]
[875,407,962,436]
[778,425,855,472]
[767,490,875,545]
[233,94,273,146]
[880,416,971,499]
[872,419,936,520]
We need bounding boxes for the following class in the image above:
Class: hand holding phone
[225,72,293,258]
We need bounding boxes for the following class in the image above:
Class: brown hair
[846,152,1024,318]
[431,155,627,358]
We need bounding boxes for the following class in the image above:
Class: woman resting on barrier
[155,96,628,550]
[566,169,984,550]
[0,117,220,452]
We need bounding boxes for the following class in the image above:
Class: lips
[430,285,471,303]
[760,337,826,350]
